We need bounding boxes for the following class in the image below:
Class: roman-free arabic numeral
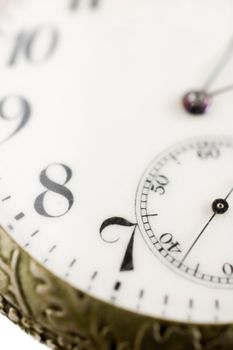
[100,217,137,271]
[8,26,59,65]
[197,142,220,159]
[69,0,99,10]
[159,233,181,253]
[223,263,233,276]
[0,95,31,144]
[151,174,169,195]
[34,163,74,218]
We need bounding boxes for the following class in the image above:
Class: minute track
[136,136,233,288]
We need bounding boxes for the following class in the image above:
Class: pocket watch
[1,1,233,349]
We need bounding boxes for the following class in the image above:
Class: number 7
[100,217,137,272]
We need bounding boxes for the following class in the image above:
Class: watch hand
[179,213,216,266]
[182,36,233,115]
[203,36,233,91]
[210,83,233,97]
[180,187,233,266]
[224,187,233,200]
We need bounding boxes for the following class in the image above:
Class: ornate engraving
[0,236,29,316]
[0,226,233,350]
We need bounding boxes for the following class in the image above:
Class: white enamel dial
[0,0,233,325]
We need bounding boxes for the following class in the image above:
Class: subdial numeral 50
[151,174,169,195]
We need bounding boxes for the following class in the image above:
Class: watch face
[0,0,233,325]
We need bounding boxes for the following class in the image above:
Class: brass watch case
[0,226,233,350]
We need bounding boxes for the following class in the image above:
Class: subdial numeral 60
[197,143,220,159]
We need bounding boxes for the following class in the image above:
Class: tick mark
[87,271,98,291]
[163,295,169,305]
[194,263,200,276]
[49,245,57,253]
[139,289,144,299]
[31,230,39,237]
[136,289,145,310]
[169,153,181,165]
[215,299,220,310]
[189,299,193,309]
[91,271,98,280]
[15,212,25,221]
[69,258,77,268]
[2,195,11,202]
[65,258,77,278]
[143,213,158,218]
[114,281,121,291]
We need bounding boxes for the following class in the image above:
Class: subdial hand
[180,187,233,266]
[182,36,233,115]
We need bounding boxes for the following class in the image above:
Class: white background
[0,314,46,349]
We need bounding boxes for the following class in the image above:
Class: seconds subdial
[136,136,233,288]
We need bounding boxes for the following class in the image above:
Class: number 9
[0,95,31,144]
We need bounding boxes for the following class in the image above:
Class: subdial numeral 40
[160,233,182,253]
